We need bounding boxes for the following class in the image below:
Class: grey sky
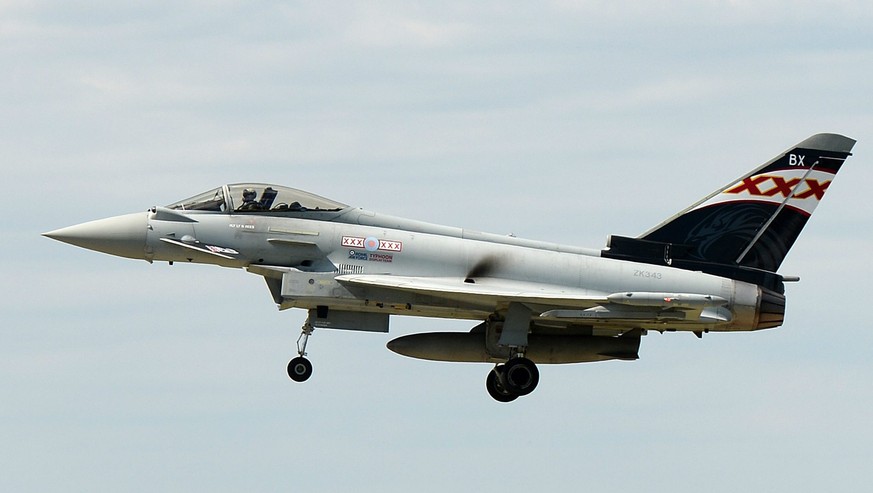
[2,1,872,491]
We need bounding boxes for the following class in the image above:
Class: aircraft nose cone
[43,212,149,260]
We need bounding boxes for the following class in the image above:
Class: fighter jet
[44,133,855,402]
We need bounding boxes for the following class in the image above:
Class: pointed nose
[43,212,149,260]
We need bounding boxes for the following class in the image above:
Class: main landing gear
[287,320,314,382]
[485,356,539,403]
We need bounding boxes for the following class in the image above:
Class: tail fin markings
[603,133,856,291]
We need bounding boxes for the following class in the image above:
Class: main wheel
[502,357,539,396]
[287,356,313,382]
[486,365,518,402]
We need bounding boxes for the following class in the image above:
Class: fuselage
[140,204,767,334]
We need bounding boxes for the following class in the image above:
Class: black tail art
[603,133,856,293]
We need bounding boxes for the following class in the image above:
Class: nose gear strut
[287,319,314,382]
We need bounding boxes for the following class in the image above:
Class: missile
[606,292,728,308]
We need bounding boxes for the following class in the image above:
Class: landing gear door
[308,308,390,333]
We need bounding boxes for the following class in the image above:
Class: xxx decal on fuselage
[341,236,403,252]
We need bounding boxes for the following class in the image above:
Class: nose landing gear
[287,320,314,382]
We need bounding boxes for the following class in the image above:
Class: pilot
[237,188,263,211]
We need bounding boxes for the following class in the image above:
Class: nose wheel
[288,320,314,382]
[485,357,539,402]
[287,356,313,382]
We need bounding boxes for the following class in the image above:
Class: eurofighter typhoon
[44,134,855,402]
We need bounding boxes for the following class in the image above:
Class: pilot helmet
[243,188,257,201]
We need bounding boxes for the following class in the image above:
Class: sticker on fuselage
[342,236,402,252]
[348,250,393,263]
[206,245,239,255]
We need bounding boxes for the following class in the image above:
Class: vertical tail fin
[603,133,856,289]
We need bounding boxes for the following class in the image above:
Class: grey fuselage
[138,204,764,335]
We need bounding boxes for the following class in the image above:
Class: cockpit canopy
[166,184,348,213]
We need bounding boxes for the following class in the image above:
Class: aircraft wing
[335,274,608,308]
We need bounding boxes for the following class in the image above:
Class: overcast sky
[3,1,872,491]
